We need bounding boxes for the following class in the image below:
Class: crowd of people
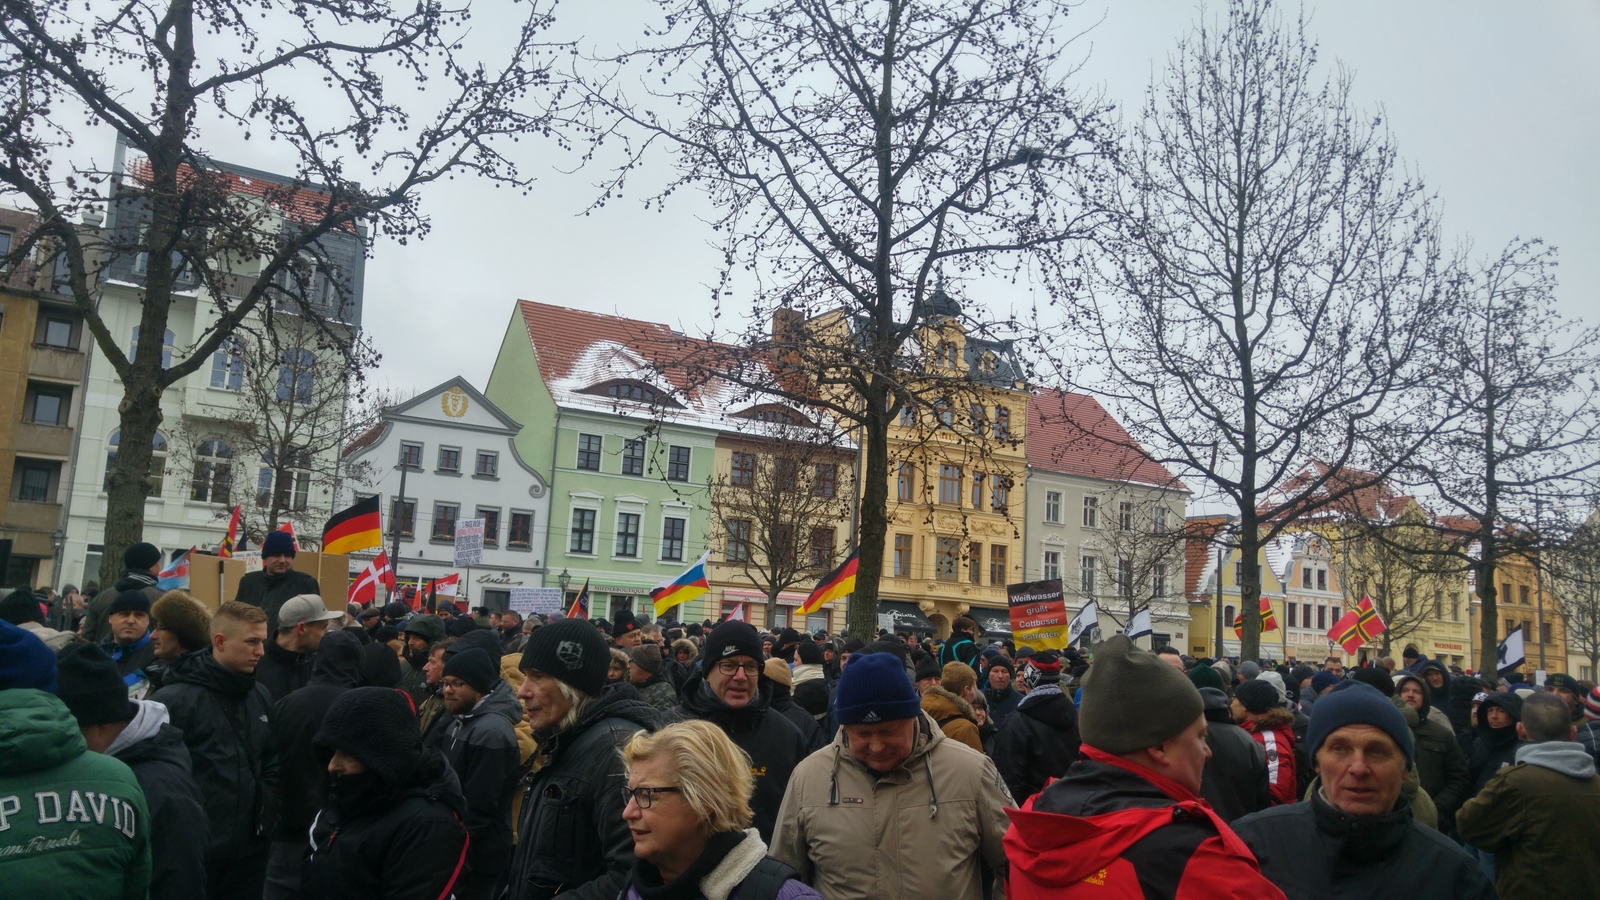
[4,537,1600,899]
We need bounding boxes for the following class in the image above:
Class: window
[990,544,1008,586]
[607,382,658,403]
[43,316,75,349]
[210,337,244,391]
[431,503,458,540]
[1119,501,1135,531]
[769,524,796,569]
[935,399,954,428]
[667,446,691,482]
[276,349,315,404]
[994,406,1011,441]
[475,451,499,478]
[991,474,1009,513]
[1541,621,1552,644]
[570,509,597,554]
[400,442,423,469]
[776,459,799,493]
[130,327,175,369]
[662,517,686,561]
[1224,605,1236,629]
[730,451,756,487]
[256,446,311,512]
[969,403,987,436]
[1152,563,1168,598]
[898,405,916,427]
[508,511,533,549]
[813,463,837,498]
[27,386,68,426]
[1082,496,1099,528]
[15,461,54,502]
[437,446,461,473]
[893,534,913,577]
[190,438,233,503]
[1043,550,1061,581]
[1317,568,1327,591]
[1080,555,1098,596]
[935,537,961,581]
[936,341,958,367]
[897,462,914,501]
[1450,593,1460,621]
[620,440,645,476]
[615,513,641,558]
[1317,604,1327,631]
[968,542,983,584]
[939,465,963,505]
[1434,589,1444,620]
[1303,567,1313,589]
[392,499,416,538]
[1503,582,1514,604]
[576,434,603,470]
[1153,505,1169,532]
[810,527,835,568]
[1118,558,1134,600]
[1520,585,1530,606]
[479,508,500,547]
[1044,491,1062,524]
[971,471,984,509]
[726,519,752,563]
[105,429,167,496]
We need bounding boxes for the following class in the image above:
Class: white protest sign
[509,587,564,615]
[454,518,485,567]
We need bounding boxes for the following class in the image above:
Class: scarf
[630,829,746,900]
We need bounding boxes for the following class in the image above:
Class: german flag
[323,495,382,554]
[798,550,858,616]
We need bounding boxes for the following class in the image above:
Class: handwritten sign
[454,518,485,567]
[1008,578,1068,650]
[508,587,564,615]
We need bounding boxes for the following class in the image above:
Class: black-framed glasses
[619,785,683,809]
[715,660,762,677]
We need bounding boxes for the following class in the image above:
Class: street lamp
[558,568,571,594]
[50,529,65,586]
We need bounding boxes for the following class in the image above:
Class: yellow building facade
[1474,550,1568,677]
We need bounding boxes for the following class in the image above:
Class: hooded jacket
[993,683,1081,805]
[0,689,152,899]
[1240,707,1298,806]
[772,712,1011,900]
[108,699,208,900]
[675,672,809,842]
[508,688,660,900]
[1234,790,1497,900]
[301,748,471,900]
[269,630,365,841]
[1457,740,1600,900]
[83,571,162,643]
[1006,745,1284,900]
[444,678,523,872]
[1465,692,1524,795]
[149,649,279,861]
[921,685,984,753]
[1394,674,1470,827]
[1198,687,1272,823]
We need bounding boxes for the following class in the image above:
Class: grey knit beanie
[1079,634,1204,755]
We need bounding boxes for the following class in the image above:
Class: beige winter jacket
[771,712,1012,900]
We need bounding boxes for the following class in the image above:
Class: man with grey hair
[509,618,659,900]
[1458,691,1600,898]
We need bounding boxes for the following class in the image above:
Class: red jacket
[1005,745,1287,900]
[1241,712,1298,806]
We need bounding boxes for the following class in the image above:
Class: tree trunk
[100,372,166,586]
[1476,548,1501,686]
[1237,513,1263,662]
[849,405,890,639]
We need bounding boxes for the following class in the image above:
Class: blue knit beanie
[1311,669,1341,694]
[835,651,921,725]
[0,620,59,693]
[261,529,298,558]
[1308,681,1414,766]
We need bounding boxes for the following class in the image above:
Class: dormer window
[736,404,814,427]
[979,352,996,373]
[582,379,681,407]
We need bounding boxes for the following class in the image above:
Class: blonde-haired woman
[620,720,822,900]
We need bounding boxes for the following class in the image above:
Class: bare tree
[0,0,558,582]
[1551,512,1600,679]
[1335,507,1459,655]
[1058,0,1446,659]
[568,0,1113,637]
[709,418,856,624]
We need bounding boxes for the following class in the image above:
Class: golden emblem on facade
[442,386,470,418]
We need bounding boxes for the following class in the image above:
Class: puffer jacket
[0,689,152,899]
[1240,707,1298,806]
[1235,790,1496,900]
[83,571,162,642]
[108,700,208,900]
[1007,745,1284,900]
[993,683,1081,806]
[149,649,278,862]
[771,712,1012,900]
[921,685,983,753]
[1198,687,1271,823]
[506,689,660,900]
[444,679,523,874]
[270,630,365,841]
[675,673,809,842]
[1457,740,1600,900]
[302,748,470,900]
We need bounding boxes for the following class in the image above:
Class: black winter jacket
[1197,687,1271,823]
[1233,791,1497,900]
[83,571,162,642]
[443,680,523,872]
[234,567,323,633]
[113,713,209,900]
[270,630,364,841]
[992,683,1081,805]
[508,689,660,900]
[939,631,980,669]
[302,749,470,900]
[769,682,827,755]
[674,674,809,842]
[1465,692,1523,796]
[150,649,279,861]
[254,635,315,704]
[1447,674,1485,736]
[1395,674,1471,827]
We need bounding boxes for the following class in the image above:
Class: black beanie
[123,542,162,571]
[702,621,766,674]
[55,643,138,726]
[443,648,499,695]
[797,642,823,665]
[842,638,866,654]
[360,641,402,688]
[315,687,423,789]
[445,615,478,638]
[1350,666,1396,697]
[447,629,504,659]
[1079,634,1204,755]
[520,617,610,696]
[108,590,152,616]
[1235,679,1280,716]
[914,654,943,682]
[0,591,45,625]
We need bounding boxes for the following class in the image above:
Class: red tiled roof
[1026,388,1186,491]
[127,158,357,233]
[517,299,682,382]
[1185,515,1231,601]
[1266,462,1414,523]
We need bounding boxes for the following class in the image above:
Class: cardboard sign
[1008,578,1069,651]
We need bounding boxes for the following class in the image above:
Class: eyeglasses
[715,660,762,677]
[441,678,471,691]
[619,785,683,809]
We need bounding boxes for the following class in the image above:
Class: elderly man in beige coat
[772,650,1012,900]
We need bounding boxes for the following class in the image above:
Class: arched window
[130,326,176,369]
[105,429,167,496]
[191,438,234,503]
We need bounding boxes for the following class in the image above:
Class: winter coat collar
[106,699,170,756]
[116,570,158,591]
[165,648,258,698]
[1516,740,1597,779]
[921,686,977,723]
[1310,786,1413,861]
